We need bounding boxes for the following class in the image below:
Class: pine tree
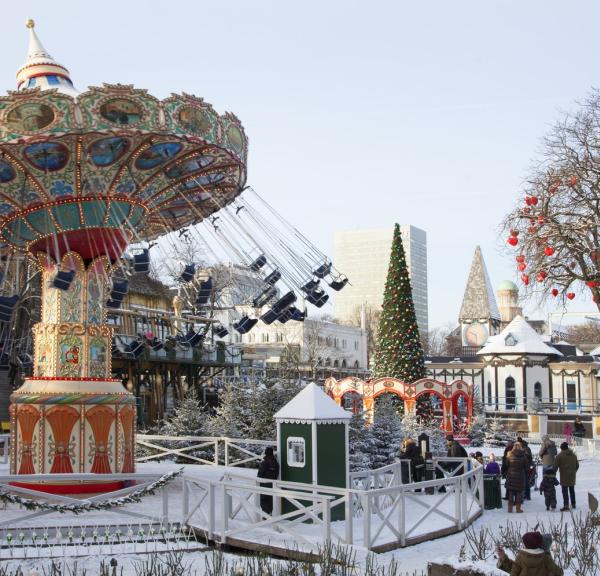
[160,388,207,437]
[348,411,372,471]
[373,223,425,381]
[484,415,510,447]
[368,395,404,469]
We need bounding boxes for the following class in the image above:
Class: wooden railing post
[221,483,229,543]
[224,438,230,467]
[454,478,461,529]
[399,487,406,547]
[344,495,353,544]
[362,493,371,549]
[208,483,215,540]
[182,479,189,522]
[322,498,331,544]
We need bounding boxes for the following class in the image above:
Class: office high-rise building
[334,226,428,336]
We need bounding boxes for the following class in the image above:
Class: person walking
[516,437,533,500]
[257,447,279,515]
[501,442,514,500]
[553,441,579,511]
[504,441,528,513]
[446,434,468,475]
[538,435,557,467]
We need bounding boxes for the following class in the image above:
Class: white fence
[136,434,276,467]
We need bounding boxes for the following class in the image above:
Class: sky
[1,0,599,332]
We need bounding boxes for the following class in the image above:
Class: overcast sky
[2,1,599,332]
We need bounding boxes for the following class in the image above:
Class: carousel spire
[16,19,79,97]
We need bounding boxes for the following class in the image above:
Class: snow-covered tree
[368,395,403,469]
[159,388,207,437]
[348,411,372,471]
[468,413,487,447]
[484,414,511,447]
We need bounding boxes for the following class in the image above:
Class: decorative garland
[0,468,183,515]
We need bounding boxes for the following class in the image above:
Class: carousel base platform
[9,479,127,495]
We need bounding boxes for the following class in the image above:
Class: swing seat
[233,316,258,334]
[272,291,296,313]
[179,329,204,347]
[289,306,307,321]
[260,308,279,325]
[51,270,76,291]
[106,280,129,309]
[133,249,150,273]
[164,336,177,351]
[249,254,267,272]
[305,288,329,307]
[0,294,19,322]
[252,286,277,308]
[212,323,229,338]
[179,264,196,283]
[301,279,320,293]
[264,269,281,286]
[277,308,294,323]
[329,277,349,291]
[313,262,332,279]
[148,337,163,351]
[126,340,145,359]
[195,277,214,306]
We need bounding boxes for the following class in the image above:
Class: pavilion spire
[16,19,78,97]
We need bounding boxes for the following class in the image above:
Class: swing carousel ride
[0,21,347,491]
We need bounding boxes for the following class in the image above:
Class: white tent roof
[477,315,562,356]
[274,382,351,422]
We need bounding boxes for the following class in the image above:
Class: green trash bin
[483,474,502,509]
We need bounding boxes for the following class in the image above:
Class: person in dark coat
[553,441,579,511]
[501,442,514,500]
[538,465,559,511]
[400,437,424,483]
[257,447,279,515]
[516,437,533,500]
[504,442,528,513]
[574,417,586,439]
[446,434,467,475]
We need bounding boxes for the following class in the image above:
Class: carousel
[1,21,347,491]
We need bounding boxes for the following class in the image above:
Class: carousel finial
[16,20,79,97]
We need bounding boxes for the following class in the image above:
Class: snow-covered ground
[0,446,598,575]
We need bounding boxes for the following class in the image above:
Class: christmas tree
[373,224,425,381]
[348,411,373,471]
[160,388,207,437]
[368,395,404,469]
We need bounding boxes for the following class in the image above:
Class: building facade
[333,226,428,336]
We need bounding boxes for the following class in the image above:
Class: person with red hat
[496,531,563,574]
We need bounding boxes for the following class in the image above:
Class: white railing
[136,435,276,467]
[182,457,483,552]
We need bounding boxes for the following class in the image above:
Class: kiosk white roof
[274,382,352,423]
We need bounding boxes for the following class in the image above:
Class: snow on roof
[477,315,562,356]
[274,382,351,422]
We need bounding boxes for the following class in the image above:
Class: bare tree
[565,320,600,347]
[346,304,380,366]
[502,89,600,310]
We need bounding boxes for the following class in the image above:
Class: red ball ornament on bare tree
[544,246,555,256]
[521,274,529,285]
[518,262,527,272]
[551,288,559,297]
[516,255,525,263]
[536,271,547,282]
[569,175,578,187]
[566,292,576,300]
[507,236,518,247]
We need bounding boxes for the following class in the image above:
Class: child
[539,465,559,511]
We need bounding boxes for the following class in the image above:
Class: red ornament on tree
[516,255,525,263]
[528,226,537,234]
[530,196,539,205]
[551,288,559,297]
[509,229,519,237]
[507,236,518,247]
[566,292,576,300]
[544,246,555,256]
[521,273,529,285]
[537,215,544,224]
[586,280,598,288]
[518,262,527,272]
[569,175,578,187]
[536,271,547,282]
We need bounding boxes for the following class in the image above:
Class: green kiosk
[274,382,351,520]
